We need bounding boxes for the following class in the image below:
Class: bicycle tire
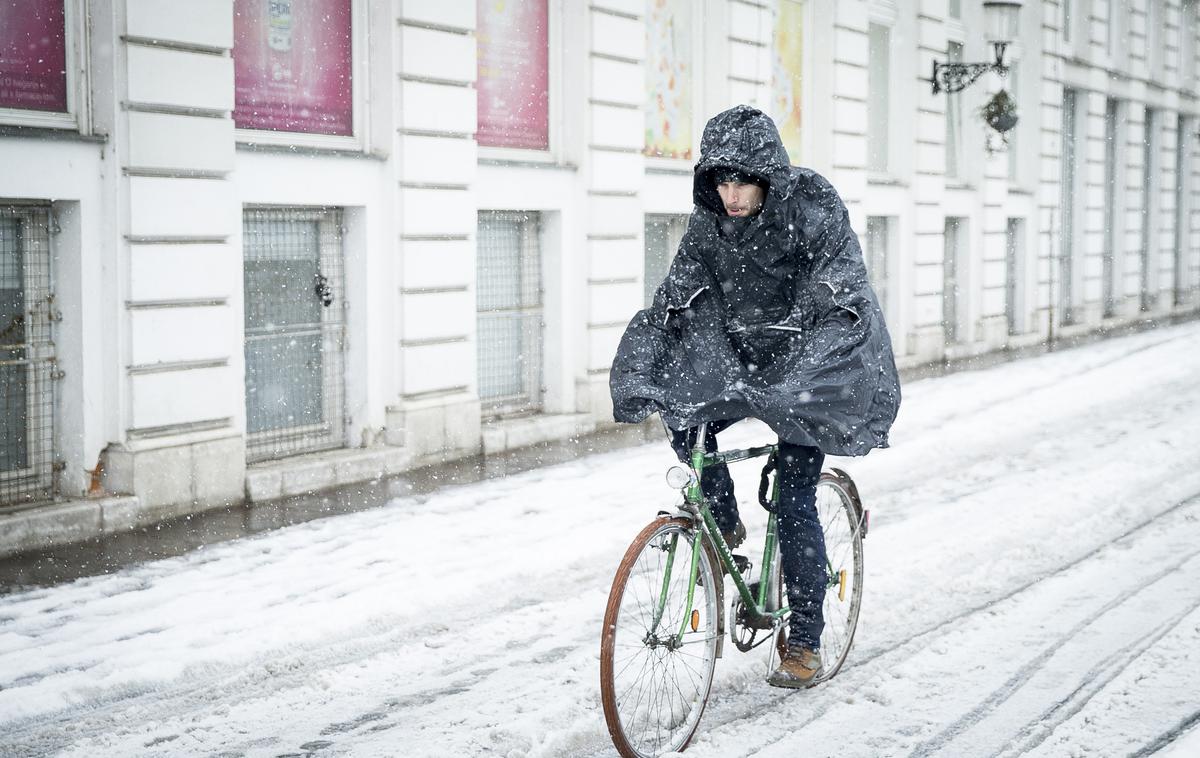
[770,472,865,683]
[600,517,720,758]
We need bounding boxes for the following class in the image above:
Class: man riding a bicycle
[610,104,901,688]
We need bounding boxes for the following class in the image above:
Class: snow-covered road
[3,322,1200,758]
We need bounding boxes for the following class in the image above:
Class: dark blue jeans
[670,422,827,650]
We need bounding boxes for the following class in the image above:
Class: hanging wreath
[981,89,1019,134]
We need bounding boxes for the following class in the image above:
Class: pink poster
[0,0,68,113]
[232,0,353,136]
[477,0,549,150]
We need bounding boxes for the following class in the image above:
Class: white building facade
[0,0,1197,553]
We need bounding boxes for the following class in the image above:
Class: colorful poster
[772,0,804,164]
[0,0,67,112]
[645,0,692,159]
[232,0,353,136]
[477,0,549,150]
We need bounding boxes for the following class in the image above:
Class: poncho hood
[609,106,901,457]
[693,104,793,216]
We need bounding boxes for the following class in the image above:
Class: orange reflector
[690,609,700,632]
[838,570,847,602]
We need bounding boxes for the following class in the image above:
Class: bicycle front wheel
[600,517,720,758]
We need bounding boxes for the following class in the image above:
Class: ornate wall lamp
[927,0,1023,95]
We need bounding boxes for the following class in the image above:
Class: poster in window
[477,0,549,150]
[233,0,353,136]
[645,0,692,159]
[0,0,67,113]
[772,0,804,163]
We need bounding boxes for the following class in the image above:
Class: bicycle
[599,421,869,758]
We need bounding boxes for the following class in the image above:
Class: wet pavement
[0,312,1186,594]
[0,423,662,593]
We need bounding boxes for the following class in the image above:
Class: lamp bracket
[929,41,1011,95]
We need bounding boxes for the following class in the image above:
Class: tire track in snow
[0,558,618,757]
[676,489,1200,758]
[855,489,1200,671]
[996,596,1200,758]
[906,538,1200,757]
[1128,710,1200,758]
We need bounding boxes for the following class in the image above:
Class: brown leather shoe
[767,646,822,689]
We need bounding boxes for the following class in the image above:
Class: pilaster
[908,0,950,359]
[579,1,646,424]
[385,0,482,461]
[102,0,244,513]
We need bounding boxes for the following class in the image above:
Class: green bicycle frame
[652,423,843,646]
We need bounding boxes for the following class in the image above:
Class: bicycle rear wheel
[600,517,720,758]
[771,472,865,683]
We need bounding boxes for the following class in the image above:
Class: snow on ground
[2,321,1200,757]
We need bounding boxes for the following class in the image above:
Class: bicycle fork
[647,529,705,649]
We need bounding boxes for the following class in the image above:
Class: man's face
[716,180,765,217]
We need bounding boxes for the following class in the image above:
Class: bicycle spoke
[602,521,719,757]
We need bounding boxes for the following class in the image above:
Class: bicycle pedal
[732,554,752,575]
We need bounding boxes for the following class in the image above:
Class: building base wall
[0,496,142,559]
[103,434,246,520]
[385,394,482,464]
[244,446,411,502]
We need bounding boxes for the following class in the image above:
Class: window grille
[1,205,55,507]
[943,217,965,345]
[476,211,543,417]
[1007,63,1020,182]
[1102,98,1120,317]
[945,42,964,179]
[867,23,890,173]
[1060,88,1079,324]
[865,216,890,317]
[1140,107,1157,311]
[644,215,688,307]
[1175,114,1190,306]
[243,208,346,463]
[1006,217,1026,335]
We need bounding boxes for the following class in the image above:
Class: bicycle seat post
[690,422,709,471]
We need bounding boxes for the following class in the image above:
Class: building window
[1060,88,1079,324]
[0,205,55,507]
[1111,0,1129,65]
[1006,62,1020,181]
[1063,0,1092,47]
[946,42,964,179]
[943,217,967,345]
[0,0,84,131]
[1005,217,1026,335]
[477,1,549,150]
[1141,107,1157,310]
[867,23,891,173]
[232,0,354,136]
[243,208,347,463]
[0,2,67,113]
[1174,114,1190,305]
[644,215,688,307]
[645,0,693,160]
[864,216,891,316]
[948,0,961,19]
[1183,0,1199,90]
[477,211,543,416]
[1102,98,1120,317]
[1104,0,1115,55]
[772,0,805,162]
[1147,0,1164,74]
